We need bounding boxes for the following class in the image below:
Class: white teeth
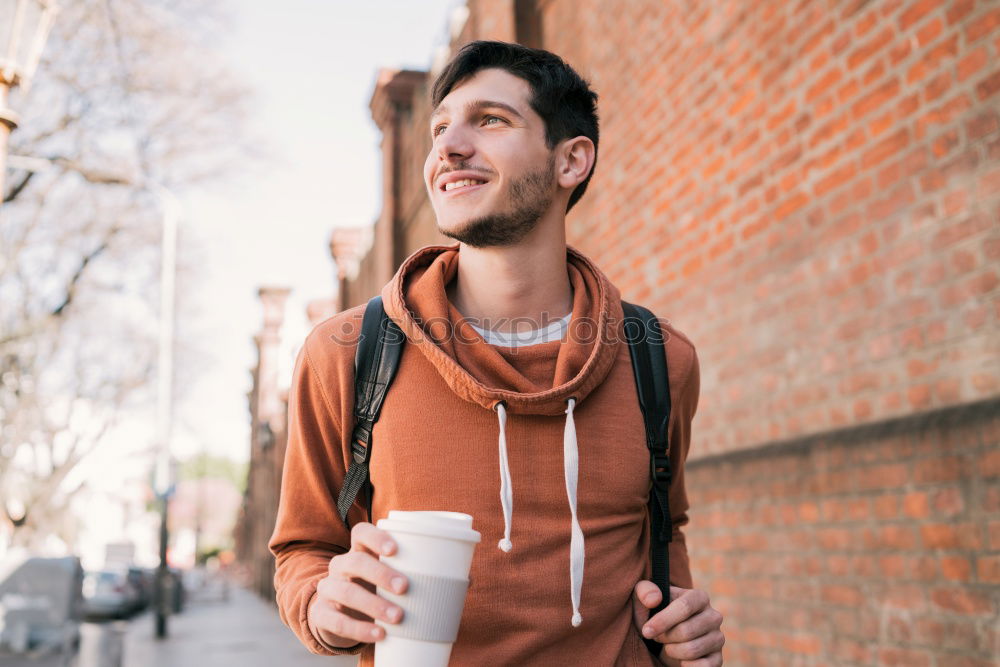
[444,178,486,191]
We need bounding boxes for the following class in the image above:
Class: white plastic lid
[377,511,482,543]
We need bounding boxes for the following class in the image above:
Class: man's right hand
[308,522,409,648]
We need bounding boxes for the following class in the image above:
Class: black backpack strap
[336,296,405,530]
[622,301,673,656]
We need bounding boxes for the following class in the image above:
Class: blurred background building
[237,287,292,601]
[240,0,999,664]
[237,287,335,602]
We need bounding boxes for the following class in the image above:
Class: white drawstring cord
[564,398,584,627]
[494,398,585,627]
[496,401,513,553]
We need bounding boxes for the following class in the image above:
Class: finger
[641,588,709,639]
[329,551,408,595]
[659,607,724,644]
[350,522,397,557]
[311,594,386,644]
[318,577,404,627]
[632,581,654,627]
[633,580,662,609]
[660,630,725,662]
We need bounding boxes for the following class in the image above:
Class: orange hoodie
[269,245,700,666]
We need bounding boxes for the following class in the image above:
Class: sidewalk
[122,583,357,667]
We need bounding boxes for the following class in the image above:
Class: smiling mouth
[443,178,487,192]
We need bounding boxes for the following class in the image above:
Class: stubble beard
[438,153,556,248]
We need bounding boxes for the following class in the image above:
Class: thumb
[632,580,662,630]
[633,580,662,609]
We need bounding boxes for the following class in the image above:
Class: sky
[173,0,459,464]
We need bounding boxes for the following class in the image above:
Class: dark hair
[431,40,599,212]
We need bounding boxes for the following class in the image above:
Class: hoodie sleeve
[268,322,367,656]
[665,334,700,590]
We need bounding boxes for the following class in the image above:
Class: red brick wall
[688,403,999,665]
[538,0,1000,457]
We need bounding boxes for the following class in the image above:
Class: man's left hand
[632,581,725,666]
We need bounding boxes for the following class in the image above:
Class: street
[119,582,356,667]
[0,581,357,667]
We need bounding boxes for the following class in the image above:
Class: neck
[448,213,572,333]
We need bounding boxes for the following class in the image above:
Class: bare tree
[0,0,254,551]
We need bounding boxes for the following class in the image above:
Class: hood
[381,244,624,416]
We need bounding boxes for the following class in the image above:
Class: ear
[555,136,596,191]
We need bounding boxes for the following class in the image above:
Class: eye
[432,124,448,137]
[482,115,504,126]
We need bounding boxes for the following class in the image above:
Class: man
[270,41,725,666]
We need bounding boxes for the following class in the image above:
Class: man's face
[424,68,557,247]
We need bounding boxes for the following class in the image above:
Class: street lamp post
[151,183,180,639]
[0,0,58,201]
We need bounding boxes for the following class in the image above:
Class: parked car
[125,567,153,613]
[0,555,82,654]
[81,570,139,620]
[145,567,186,615]
[169,567,186,613]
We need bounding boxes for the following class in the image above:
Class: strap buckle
[351,440,370,465]
[651,452,671,491]
[351,421,374,464]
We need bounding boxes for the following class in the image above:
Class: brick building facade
[235,287,291,601]
[237,286,340,602]
[328,1,1000,664]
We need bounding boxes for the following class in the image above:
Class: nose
[435,123,475,164]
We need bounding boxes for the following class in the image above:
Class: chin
[435,206,481,235]
[436,216,475,241]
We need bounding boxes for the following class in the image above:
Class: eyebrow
[430,99,525,123]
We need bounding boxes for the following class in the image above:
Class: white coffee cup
[375,511,481,667]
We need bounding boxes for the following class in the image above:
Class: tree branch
[51,234,115,317]
[50,156,134,185]
[3,171,35,203]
